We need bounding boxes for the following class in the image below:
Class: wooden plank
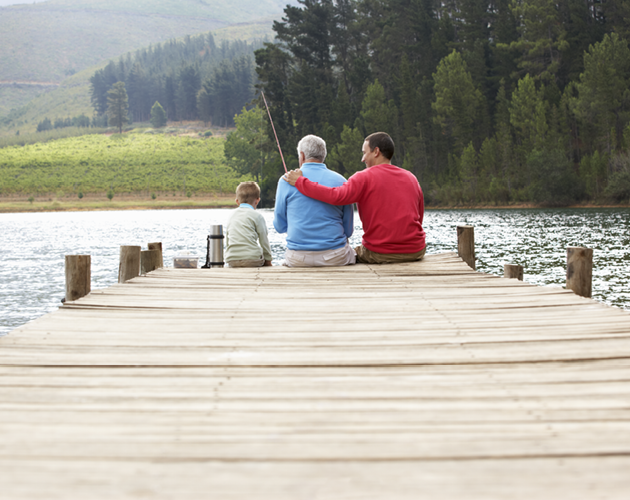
[2,252,630,498]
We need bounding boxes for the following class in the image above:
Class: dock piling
[147,242,163,268]
[566,246,593,298]
[64,255,91,302]
[457,225,475,270]
[504,264,524,281]
[118,245,141,283]
[141,249,162,274]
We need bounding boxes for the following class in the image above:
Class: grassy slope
[0,86,49,119]
[0,133,250,196]
[2,65,107,135]
[0,22,274,136]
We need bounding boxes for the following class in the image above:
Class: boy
[225,181,273,267]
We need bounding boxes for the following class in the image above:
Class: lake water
[1,207,629,336]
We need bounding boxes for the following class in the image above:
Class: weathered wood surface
[504,263,524,281]
[118,245,141,283]
[140,249,162,275]
[567,246,593,298]
[457,225,475,270]
[64,254,90,302]
[147,241,163,269]
[2,252,630,499]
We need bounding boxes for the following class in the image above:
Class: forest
[89,33,261,127]
[229,0,630,205]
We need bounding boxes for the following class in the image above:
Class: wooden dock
[2,252,630,499]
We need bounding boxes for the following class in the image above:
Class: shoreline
[1,199,628,213]
[0,191,629,213]
[0,195,237,213]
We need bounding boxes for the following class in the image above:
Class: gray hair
[297,135,327,162]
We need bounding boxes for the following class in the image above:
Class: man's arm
[342,203,354,238]
[272,179,288,233]
[284,169,363,206]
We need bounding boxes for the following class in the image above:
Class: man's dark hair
[366,132,395,160]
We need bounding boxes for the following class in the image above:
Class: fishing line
[261,91,288,173]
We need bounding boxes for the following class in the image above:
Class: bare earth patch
[0,193,237,213]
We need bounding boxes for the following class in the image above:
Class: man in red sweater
[284,132,426,264]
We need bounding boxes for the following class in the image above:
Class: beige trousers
[227,257,265,268]
[283,241,356,267]
[354,245,426,264]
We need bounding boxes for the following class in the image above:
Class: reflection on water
[1,207,628,336]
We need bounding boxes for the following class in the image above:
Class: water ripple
[1,207,628,336]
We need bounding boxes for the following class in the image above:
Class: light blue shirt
[273,163,353,251]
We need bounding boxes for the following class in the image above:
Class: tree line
[37,114,92,132]
[89,33,262,127]
[236,0,630,205]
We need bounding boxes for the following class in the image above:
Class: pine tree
[329,125,364,176]
[574,33,630,155]
[107,81,129,134]
[150,101,167,128]
[255,43,296,152]
[460,142,479,202]
[510,75,548,152]
[197,84,212,124]
[509,0,569,83]
[177,65,201,120]
[36,117,52,132]
[432,51,484,155]
[359,80,397,137]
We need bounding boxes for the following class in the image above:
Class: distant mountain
[0,0,288,83]
[0,23,273,135]
[0,0,292,118]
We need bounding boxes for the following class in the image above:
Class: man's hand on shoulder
[283,169,303,186]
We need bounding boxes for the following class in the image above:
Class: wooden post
[566,246,593,298]
[65,255,91,302]
[504,264,524,281]
[148,242,163,268]
[141,249,162,274]
[118,245,141,283]
[457,225,475,270]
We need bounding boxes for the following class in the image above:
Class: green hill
[0,0,288,115]
[0,132,249,196]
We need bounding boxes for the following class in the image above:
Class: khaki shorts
[354,245,426,264]
[284,242,356,267]
[227,257,265,268]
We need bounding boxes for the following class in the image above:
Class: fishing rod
[261,91,288,173]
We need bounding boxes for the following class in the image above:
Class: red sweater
[295,164,426,254]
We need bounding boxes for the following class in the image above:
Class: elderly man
[284,132,426,264]
[273,134,355,267]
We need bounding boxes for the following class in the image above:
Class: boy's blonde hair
[236,181,261,205]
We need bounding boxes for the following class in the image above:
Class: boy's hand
[283,169,303,186]
[264,260,273,266]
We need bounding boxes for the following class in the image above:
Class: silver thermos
[202,224,224,268]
